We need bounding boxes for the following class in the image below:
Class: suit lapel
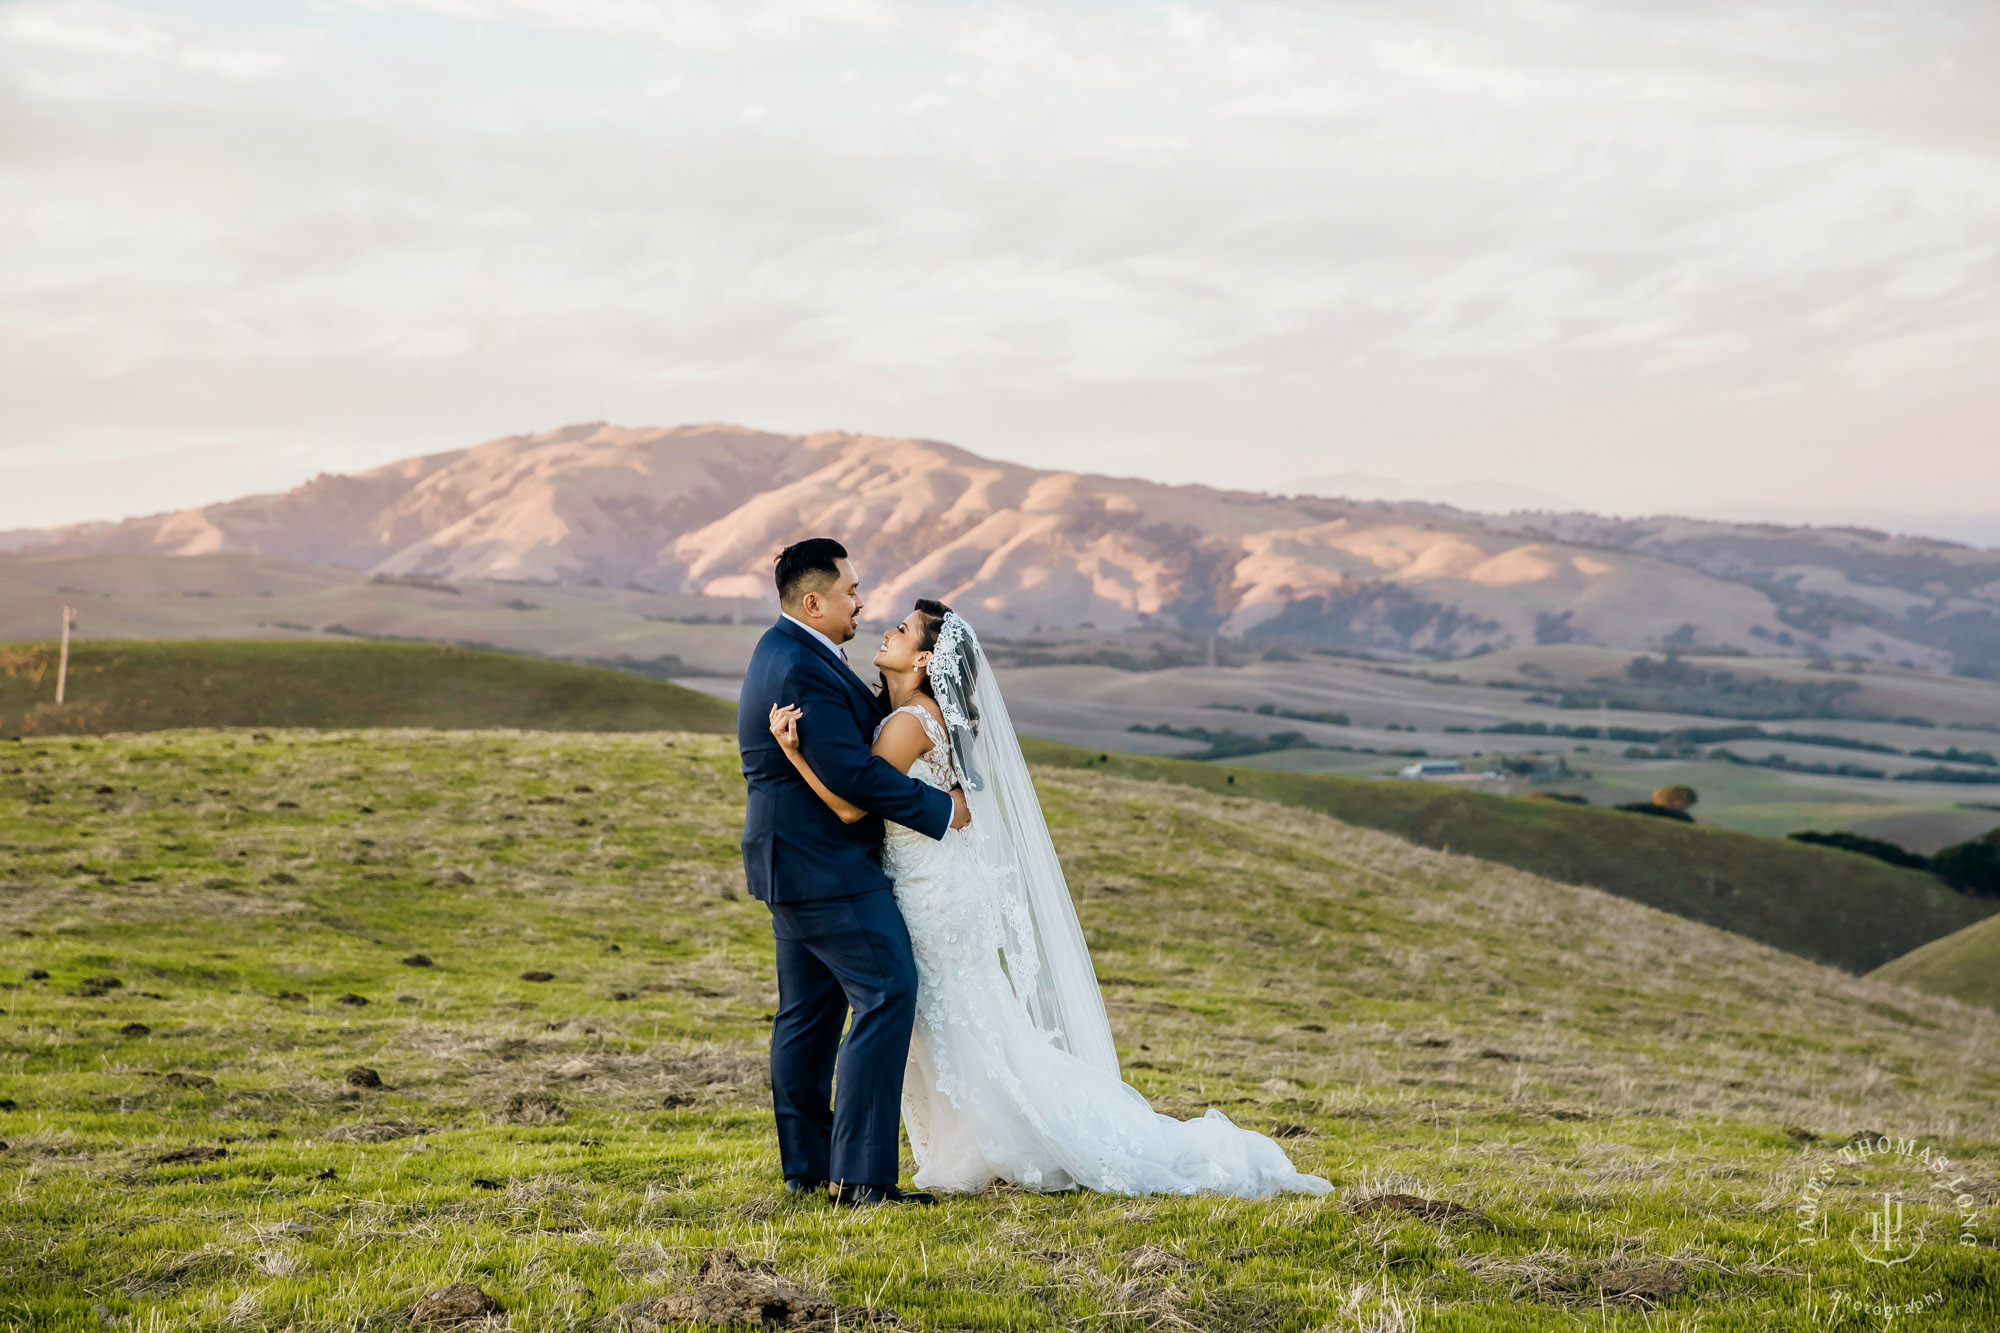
[774,617,879,716]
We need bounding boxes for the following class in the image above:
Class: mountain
[1450,508,2000,674]
[13,421,2000,670]
[1287,471,1578,514]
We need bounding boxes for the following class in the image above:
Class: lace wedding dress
[878,698,1331,1199]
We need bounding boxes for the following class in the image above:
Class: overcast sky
[3,0,1998,531]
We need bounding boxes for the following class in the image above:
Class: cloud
[335,0,899,49]
[0,1,286,87]
[0,0,1997,525]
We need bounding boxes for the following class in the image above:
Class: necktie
[839,646,849,663]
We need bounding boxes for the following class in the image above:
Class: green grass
[1,728,1996,1330]
[0,640,736,738]
[1871,912,2000,1011]
[1021,738,1999,975]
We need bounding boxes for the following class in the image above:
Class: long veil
[927,613,1121,1077]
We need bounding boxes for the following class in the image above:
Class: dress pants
[765,888,919,1187]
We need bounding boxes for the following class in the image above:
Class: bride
[767,599,1330,1199]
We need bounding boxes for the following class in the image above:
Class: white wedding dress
[877,697,1331,1199]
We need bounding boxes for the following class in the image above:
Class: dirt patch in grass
[1591,1261,1689,1305]
[410,1282,504,1326]
[1350,1192,1493,1228]
[500,1091,567,1123]
[604,1249,892,1332]
[151,1145,227,1165]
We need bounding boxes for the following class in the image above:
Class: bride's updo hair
[913,598,978,734]
[911,599,952,702]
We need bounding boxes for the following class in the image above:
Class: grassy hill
[0,551,770,676]
[0,728,1995,1330]
[0,639,736,738]
[1869,913,2000,1011]
[1020,738,1997,974]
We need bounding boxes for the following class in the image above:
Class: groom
[737,537,969,1206]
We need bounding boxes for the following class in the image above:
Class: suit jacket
[738,617,953,903]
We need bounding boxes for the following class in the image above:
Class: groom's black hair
[774,537,849,607]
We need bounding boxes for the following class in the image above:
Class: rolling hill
[1019,737,1998,974]
[1,727,1995,1328]
[1870,912,2000,1011]
[0,550,769,675]
[0,639,736,738]
[3,636,1986,975]
[11,420,2000,669]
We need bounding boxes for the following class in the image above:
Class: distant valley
[9,421,2000,674]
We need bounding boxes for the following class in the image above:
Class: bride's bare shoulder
[876,706,935,752]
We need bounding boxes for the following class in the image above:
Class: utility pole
[55,606,76,704]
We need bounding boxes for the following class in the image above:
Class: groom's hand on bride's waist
[949,786,971,831]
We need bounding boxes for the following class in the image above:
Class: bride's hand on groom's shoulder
[768,703,804,754]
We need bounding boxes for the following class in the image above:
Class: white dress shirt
[783,613,846,662]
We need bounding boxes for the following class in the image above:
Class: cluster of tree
[1787,829,2000,897]
[1130,722,1436,761]
[1203,702,1350,725]
[1475,719,1905,755]
[1932,838,2000,895]
[1910,746,1999,768]
[1476,720,1683,742]
[1709,749,1889,780]
[1001,640,1216,671]
[1615,802,1693,822]
[368,572,462,595]
[1893,766,2000,786]
[1612,784,1698,823]
[1485,653,1917,722]
[1605,654,1872,720]
[1243,585,1503,658]
[1126,723,1315,761]
[1493,753,1570,778]
[1786,830,1930,871]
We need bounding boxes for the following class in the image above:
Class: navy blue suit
[738,617,952,1187]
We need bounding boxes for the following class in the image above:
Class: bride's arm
[768,704,867,823]
[768,705,934,823]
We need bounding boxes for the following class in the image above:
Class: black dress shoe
[785,1177,831,1196]
[834,1182,938,1207]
